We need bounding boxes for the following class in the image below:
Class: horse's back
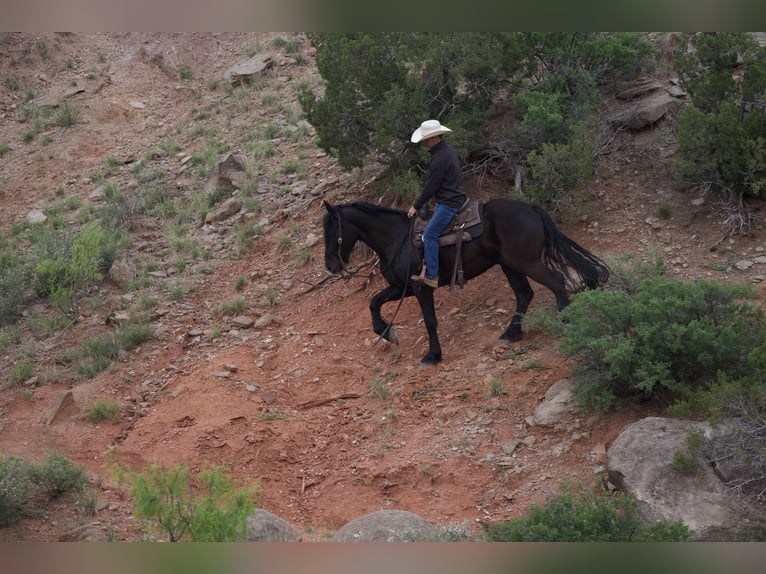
[483,198,545,247]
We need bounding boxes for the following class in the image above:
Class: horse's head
[322,200,356,274]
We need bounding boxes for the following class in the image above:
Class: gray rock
[330,510,438,542]
[45,390,77,426]
[107,257,136,288]
[532,379,577,427]
[59,523,107,542]
[224,54,274,86]
[204,197,242,224]
[245,509,302,541]
[26,209,47,224]
[611,92,684,130]
[607,417,761,540]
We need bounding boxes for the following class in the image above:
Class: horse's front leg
[369,285,408,345]
[413,287,442,366]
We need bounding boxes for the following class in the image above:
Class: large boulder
[611,92,684,130]
[330,510,438,542]
[607,417,761,540]
[245,508,302,542]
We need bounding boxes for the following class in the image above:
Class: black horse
[322,199,609,367]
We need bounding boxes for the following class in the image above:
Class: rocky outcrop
[329,509,439,542]
[606,417,762,540]
[246,508,302,541]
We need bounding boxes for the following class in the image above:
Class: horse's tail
[533,205,610,291]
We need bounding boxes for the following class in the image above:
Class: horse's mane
[341,201,406,219]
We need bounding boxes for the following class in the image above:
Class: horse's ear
[323,200,336,218]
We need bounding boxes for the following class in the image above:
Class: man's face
[422,136,439,149]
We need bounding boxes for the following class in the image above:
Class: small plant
[369,372,397,399]
[0,142,9,156]
[179,66,194,80]
[235,222,258,252]
[294,245,313,265]
[264,287,279,306]
[488,376,503,397]
[86,399,122,424]
[280,159,303,175]
[668,427,703,475]
[37,40,49,60]
[214,296,246,316]
[138,292,159,310]
[521,360,544,370]
[54,102,80,128]
[77,488,98,517]
[29,452,87,498]
[115,462,260,542]
[8,361,33,386]
[0,455,37,527]
[117,321,155,351]
[656,200,673,220]
[104,155,121,171]
[234,275,247,291]
[275,235,293,253]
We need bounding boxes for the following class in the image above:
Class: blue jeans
[423,204,458,280]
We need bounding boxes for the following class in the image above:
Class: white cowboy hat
[410,119,452,143]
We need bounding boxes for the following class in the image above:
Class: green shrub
[73,320,154,378]
[559,276,762,411]
[54,102,80,128]
[0,249,31,324]
[86,399,122,423]
[214,296,246,316]
[29,452,87,498]
[523,125,595,210]
[605,249,665,294]
[118,462,260,542]
[488,481,690,542]
[686,367,766,505]
[31,222,118,315]
[0,455,37,527]
[117,321,155,351]
[674,32,766,225]
[8,361,33,386]
[668,428,703,475]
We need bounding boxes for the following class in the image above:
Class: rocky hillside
[1,32,765,542]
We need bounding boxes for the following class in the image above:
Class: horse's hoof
[418,361,438,370]
[386,326,399,345]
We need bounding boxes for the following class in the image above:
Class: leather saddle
[412,200,485,290]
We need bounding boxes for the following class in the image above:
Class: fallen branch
[298,255,380,294]
[298,393,362,410]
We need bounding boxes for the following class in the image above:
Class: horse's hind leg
[499,267,534,342]
[369,285,408,344]
[524,261,570,310]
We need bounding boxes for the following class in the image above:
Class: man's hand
[407,206,417,219]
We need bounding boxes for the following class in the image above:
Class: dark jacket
[412,140,466,211]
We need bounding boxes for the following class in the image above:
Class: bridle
[333,208,356,278]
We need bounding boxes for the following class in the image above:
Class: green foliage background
[300,32,651,204]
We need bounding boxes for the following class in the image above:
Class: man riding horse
[407,120,467,289]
